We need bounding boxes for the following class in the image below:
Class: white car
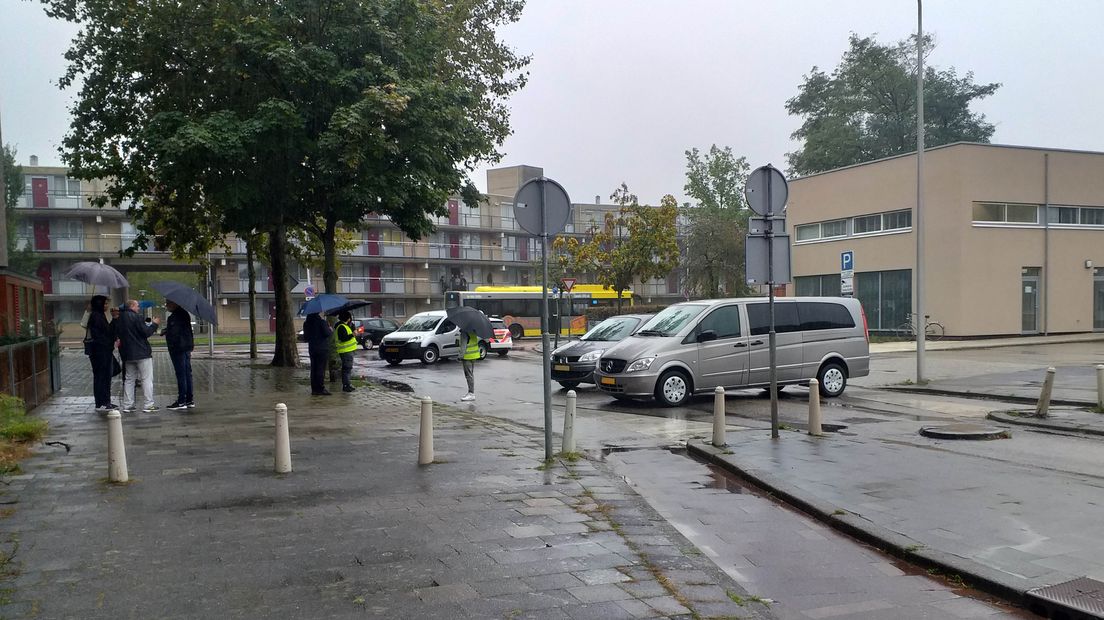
[486,318,513,357]
[378,311,461,365]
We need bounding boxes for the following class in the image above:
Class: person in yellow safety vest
[335,311,358,392]
[460,330,480,401]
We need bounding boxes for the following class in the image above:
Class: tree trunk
[322,214,338,294]
[246,236,257,359]
[616,289,623,313]
[269,221,299,367]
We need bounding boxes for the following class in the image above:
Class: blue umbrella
[302,293,349,315]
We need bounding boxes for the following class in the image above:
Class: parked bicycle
[895,313,944,341]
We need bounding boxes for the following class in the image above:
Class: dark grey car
[550,314,654,389]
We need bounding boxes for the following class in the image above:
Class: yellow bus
[444,285,633,338]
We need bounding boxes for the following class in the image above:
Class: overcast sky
[3,1,1102,205]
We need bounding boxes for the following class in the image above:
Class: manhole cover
[1026,576,1104,619]
[918,424,1009,440]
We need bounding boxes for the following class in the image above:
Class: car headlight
[577,350,602,363]
[407,335,422,342]
[626,356,656,372]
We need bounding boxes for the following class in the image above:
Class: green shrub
[0,395,47,443]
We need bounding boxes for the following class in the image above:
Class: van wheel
[655,370,691,407]
[420,345,439,365]
[817,361,847,397]
[509,324,524,339]
[478,342,488,360]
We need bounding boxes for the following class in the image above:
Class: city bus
[444,285,633,338]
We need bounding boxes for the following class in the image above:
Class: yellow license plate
[385,347,399,353]
[554,364,570,372]
[600,377,616,386]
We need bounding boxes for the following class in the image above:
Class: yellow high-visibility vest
[462,332,481,361]
[335,323,357,354]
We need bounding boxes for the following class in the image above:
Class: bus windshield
[581,316,641,342]
[636,305,706,337]
[397,314,441,332]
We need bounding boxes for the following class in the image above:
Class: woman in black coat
[83,295,117,411]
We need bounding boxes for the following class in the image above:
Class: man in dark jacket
[117,299,160,412]
[303,312,333,395]
[163,300,195,410]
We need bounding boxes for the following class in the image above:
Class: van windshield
[581,316,641,342]
[397,315,440,332]
[636,305,706,337]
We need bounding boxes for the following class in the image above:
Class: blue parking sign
[841,251,854,272]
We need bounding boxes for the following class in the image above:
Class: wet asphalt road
[351,345,1036,618]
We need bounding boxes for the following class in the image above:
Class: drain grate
[1026,576,1104,619]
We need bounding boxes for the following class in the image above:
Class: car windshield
[396,315,440,332]
[581,316,641,342]
[635,305,706,337]
[490,320,506,329]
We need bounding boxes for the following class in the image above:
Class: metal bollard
[808,379,823,436]
[107,410,129,483]
[1097,365,1104,411]
[418,396,434,465]
[562,390,577,454]
[712,386,726,447]
[274,403,292,473]
[1035,367,1056,418]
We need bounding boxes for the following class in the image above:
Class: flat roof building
[787,142,1104,337]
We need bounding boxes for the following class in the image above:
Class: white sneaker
[460,393,475,402]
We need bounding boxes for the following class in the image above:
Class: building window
[65,178,81,196]
[972,202,1039,224]
[854,269,912,332]
[239,301,270,320]
[882,210,912,230]
[853,214,881,234]
[1046,205,1104,226]
[794,274,842,297]
[795,219,847,242]
[1082,207,1104,226]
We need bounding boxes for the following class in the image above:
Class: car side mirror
[697,330,718,343]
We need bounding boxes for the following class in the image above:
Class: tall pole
[915,0,926,384]
[207,252,215,356]
[540,180,553,460]
[767,166,779,439]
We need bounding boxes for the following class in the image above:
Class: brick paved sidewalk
[0,353,768,619]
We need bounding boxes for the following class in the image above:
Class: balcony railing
[17,189,120,211]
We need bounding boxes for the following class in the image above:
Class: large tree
[681,145,751,299]
[1,145,37,276]
[46,0,528,366]
[786,34,1000,176]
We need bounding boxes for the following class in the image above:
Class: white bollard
[1097,365,1104,411]
[418,396,434,465]
[712,386,726,447]
[107,410,129,483]
[808,379,823,436]
[562,390,577,454]
[274,403,292,473]
[1035,367,1056,418]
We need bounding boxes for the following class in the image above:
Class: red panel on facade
[36,263,52,294]
[448,199,459,225]
[366,229,379,256]
[33,221,50,251]
[368,265,381,293]
[449,233,460,259]
[518,236,528,262]
[32,178,48,208]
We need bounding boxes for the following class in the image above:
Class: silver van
[594,297,869,406]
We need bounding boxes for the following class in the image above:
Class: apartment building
[15,161,685,333]
[787,143,1104,336]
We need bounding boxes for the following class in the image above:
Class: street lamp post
[915,0,926,384]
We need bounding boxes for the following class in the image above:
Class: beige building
[787,143,1104,337]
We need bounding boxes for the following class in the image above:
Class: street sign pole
[766,168,779,439]
[539,181,554,461]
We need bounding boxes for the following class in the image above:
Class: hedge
[583,304,669,323]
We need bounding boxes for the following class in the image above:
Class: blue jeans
[169,349,193,403]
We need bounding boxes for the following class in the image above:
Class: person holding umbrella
[334,311,357,392]
[445,306,494,403]
[303,311,333,395]
[117,299,159,412]
[80,295,117,411]
[162,300,195,410]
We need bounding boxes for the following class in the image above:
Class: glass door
[1094,268,1104,331]
[1021,268,1040,334]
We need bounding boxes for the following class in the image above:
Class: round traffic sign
[513,177,572,237]
[744,165,789,216]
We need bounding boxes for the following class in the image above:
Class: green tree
[1,145,37,276]
[560,186,680,312]
[786,34,1000,176]
[682,145,751,298]
[47,0,528,366]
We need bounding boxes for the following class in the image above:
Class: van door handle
[733,342,748,348]
[749,340,764,346]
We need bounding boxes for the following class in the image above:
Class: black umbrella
[150,281,218,325]
[325,300,371,317]
[446,305,494,340]
[302,293,349,315]
[64,261,128,289]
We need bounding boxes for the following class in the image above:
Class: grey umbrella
[150,281,218,325]
[63,261,129,289]
[446,305,494,340]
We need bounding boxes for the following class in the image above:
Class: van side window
[438,320,456,333]
[747,303,800,335]
[797,302,856,330]
[697,305,742,339]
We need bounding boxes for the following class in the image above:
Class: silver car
[550,314,654,389]
[594,297,870,406]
